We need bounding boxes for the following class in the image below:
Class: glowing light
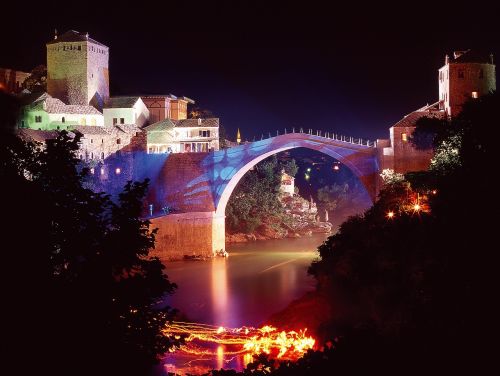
[115,167,121,174]
[431,189,437,195]
[305,174,310,180]
[90,168,95,174]
[333,165,339,171]
[100,167,105,175]
[163,321,315,361]
[386,211,394,219]
[306,167,311,172]
[413,204,421,211]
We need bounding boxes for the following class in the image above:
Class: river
[155,233,328,375]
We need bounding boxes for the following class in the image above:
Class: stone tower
[46,30,109,110]
[438,50,496,116]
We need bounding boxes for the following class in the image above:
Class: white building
[103,96,150,128]
[280,171,295,196]
[19,92,104,130]
[145,118,220,153]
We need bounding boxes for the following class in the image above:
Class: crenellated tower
[46,30,109,110]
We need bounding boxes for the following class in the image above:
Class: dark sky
[1,1,498,141]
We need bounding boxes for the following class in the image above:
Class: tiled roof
[45,97,102,115]
[144,119,176,132]
[73,126,111,135]
[174,118,219,128]
[23,93,102,115]
[105,96,140,108]
[451,49,493,64]
[16,129,59,143]
[47,30,107,47]
[392,110,445,128]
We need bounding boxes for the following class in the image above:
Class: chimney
[198,118,202,125]
[445,54,449,65]
[85,32,89,39]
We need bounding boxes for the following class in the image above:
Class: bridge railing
[254,128,376,147]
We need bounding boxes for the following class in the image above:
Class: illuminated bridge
[142,130,382,259]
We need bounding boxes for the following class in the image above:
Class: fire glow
[163,321,316,360]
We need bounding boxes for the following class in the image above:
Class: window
[117,138,121,145]
[479,69,484,78]
[101,152,104,159]
[401,133,408,142]
[78,45,81,51]
[113,118,118,125]
[21,120,25,127]
[90,138,94,144]
[102,139,104,143]
[199,130,211,137]
[35,116,42,123]
[120,118,125,124]
[472,91,479,99]
[62,117,65,123]
[458,70,464,78]
[90,152,94,159]
[57,126,60,130]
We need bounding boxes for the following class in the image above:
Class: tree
[22,64,47,93]
[0,95,181,375]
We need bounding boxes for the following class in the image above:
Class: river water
[155,233,328,375]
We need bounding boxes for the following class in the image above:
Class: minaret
[236,128,241,144]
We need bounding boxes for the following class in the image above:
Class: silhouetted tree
[21,64,47,93]
[0,93,181,375]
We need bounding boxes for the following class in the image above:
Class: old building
[145,118,220,153]
[18,92,104,130]
[74,124,142,161]
[0,68,30,93]
[46,30,109,110]
[103,96,149,127]
[439,50,496,116]
[280,171,295,196]
[380,50,496,175]
[170,96,194,120]
[141,95,172,123]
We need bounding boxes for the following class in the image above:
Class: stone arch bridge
[146,132,381,259]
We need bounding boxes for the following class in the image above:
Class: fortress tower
[439,50,496,116]
[46,30,109,110]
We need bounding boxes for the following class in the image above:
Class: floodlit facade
[103,97,149,127]
[145,118,220,153]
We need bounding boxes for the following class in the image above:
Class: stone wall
[47,42,89,105]
[150,212,225,260]
[87,43,109,110]
[391,126,434,173]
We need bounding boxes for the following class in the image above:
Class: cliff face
[226,193,332,243]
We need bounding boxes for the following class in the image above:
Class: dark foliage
[1,93,180,375]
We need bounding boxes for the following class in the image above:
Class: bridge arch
[207,133,380,217]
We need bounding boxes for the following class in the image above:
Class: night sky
[2,2,498,141]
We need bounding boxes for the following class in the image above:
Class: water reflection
[211,258,229,326]
[158,233,328,374]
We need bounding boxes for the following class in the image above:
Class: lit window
[100,168,105,175]
[472,91,479,99]
[402,133,408,142]
[115,168,121,174]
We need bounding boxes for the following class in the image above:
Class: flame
[163,321,315,360]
